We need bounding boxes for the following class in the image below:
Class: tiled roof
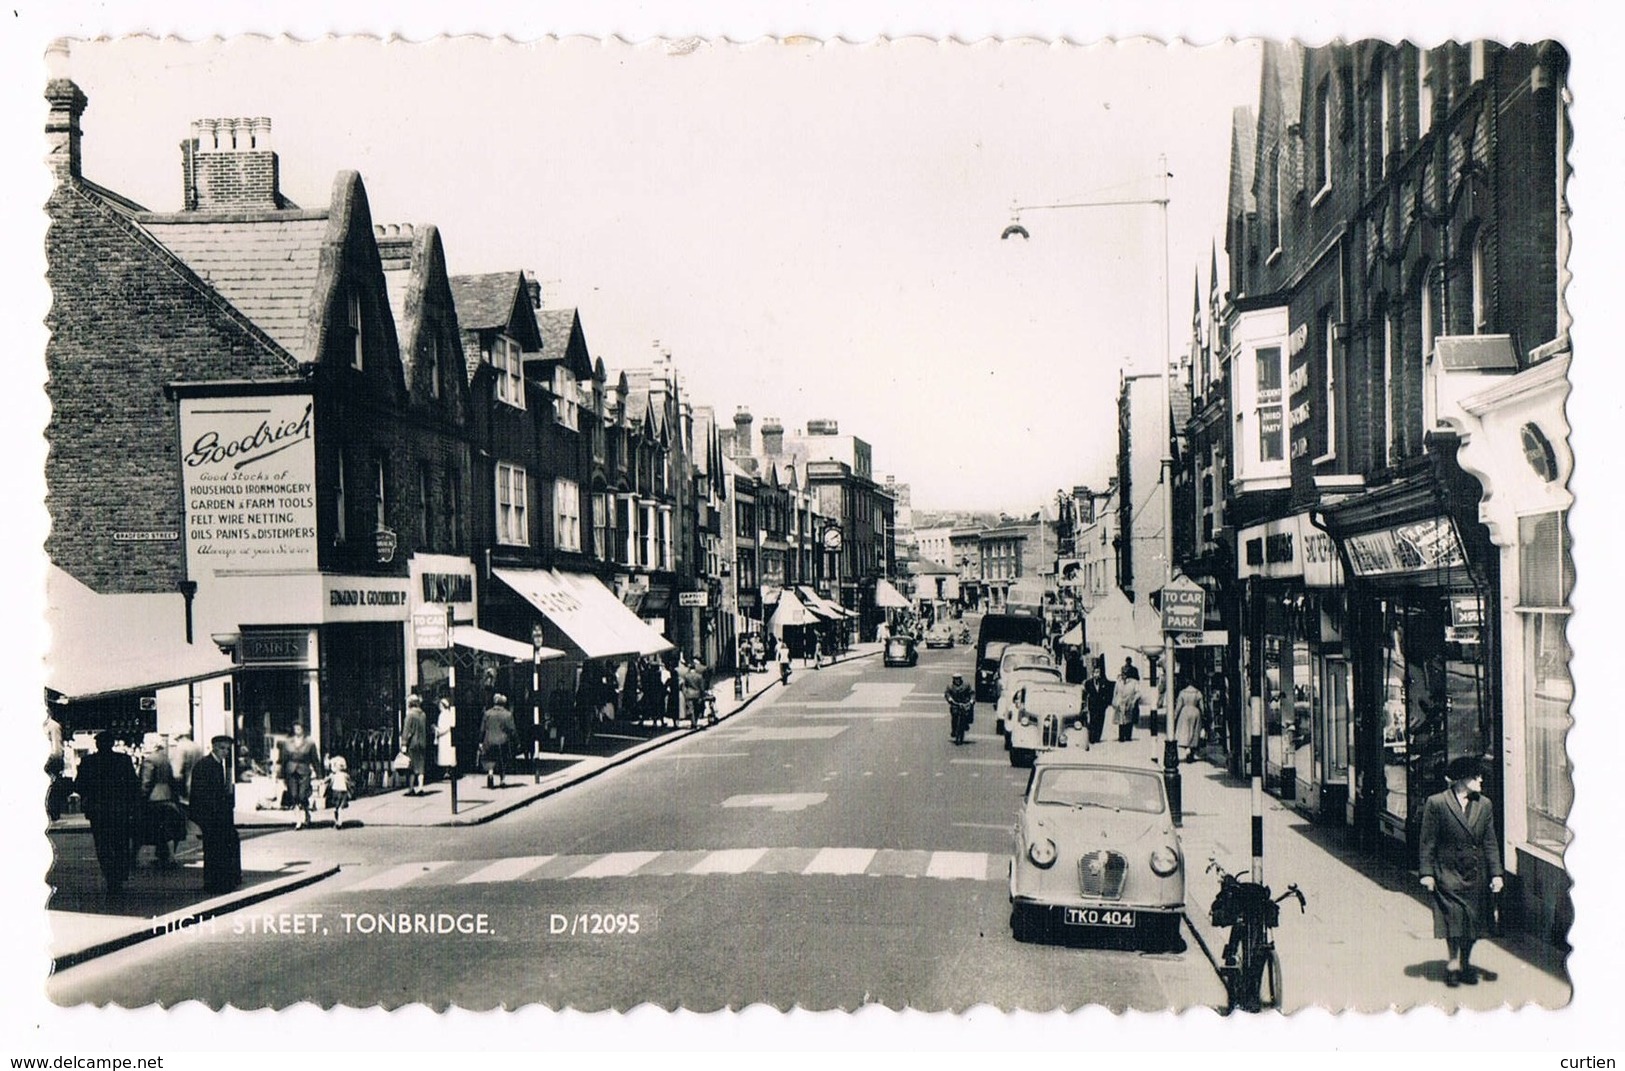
[538,307,577,358]
[448,272,523,332]
[137,213,330,360]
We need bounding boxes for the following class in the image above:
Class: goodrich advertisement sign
[180,395,318,577]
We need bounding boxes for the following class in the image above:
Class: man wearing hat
[188,735,241,894]
[944,672,975,744]
[1418,755,1504,987]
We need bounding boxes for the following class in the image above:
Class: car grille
[1078,850,1128,899]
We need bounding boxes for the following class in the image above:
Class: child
[326,755,353,829]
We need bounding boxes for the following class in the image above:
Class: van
[975,612,1047,700]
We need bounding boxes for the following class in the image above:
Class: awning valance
[767,589,816,632]
[454,624,564,663]
[797,586,848,620]
[46,565,236,702]
[493,568,674,660]
[874,578,911,609]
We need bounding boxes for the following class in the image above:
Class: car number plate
[1063,907,1136,928]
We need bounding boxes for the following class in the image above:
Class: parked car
[1009,757,1186,950]
[993,663,1064,742]
[975,641,1011,702]
[924,625,956,649]
[883,635,919,668]
[1005,681,1087,767]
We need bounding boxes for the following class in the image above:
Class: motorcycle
[959,625,972,645]
[949,699,974,745]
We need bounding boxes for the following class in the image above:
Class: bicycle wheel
[1258,946,1283,1010]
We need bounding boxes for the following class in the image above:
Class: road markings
[803,847,877,874]
[329,847,1016,890]
[570,851,663,878]
[688,848,770,874]
[346,861,453,890]
[952,821,1011,831]
[669,752,752,758]
[950,758,1015,766]
[458,855,557,884]
[925,851,989,881]
[805,683,917,709]
[721,792,828,812]
[730,725,848,741]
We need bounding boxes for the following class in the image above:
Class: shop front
[1237,512,1349,822]
[1322,477,1499,861]
[1447,347,1573,947]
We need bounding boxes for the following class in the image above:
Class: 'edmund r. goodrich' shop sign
[180,395,318,577]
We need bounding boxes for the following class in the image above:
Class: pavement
[43,643,879,972]
[1086,729,1572,1011]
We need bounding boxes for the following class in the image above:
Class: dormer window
[493,334,524,409]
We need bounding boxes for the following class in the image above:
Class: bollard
[1162,739,1183,827]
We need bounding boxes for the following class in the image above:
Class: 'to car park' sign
[1160,575,1205,633]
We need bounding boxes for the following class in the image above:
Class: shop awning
[796,586,847,620]
[453,624,564,663]
[767,589,816,631]
[1061,623,1086,646]
[874,578,911,609]
[493,567,673,660]
[46,565,236,702]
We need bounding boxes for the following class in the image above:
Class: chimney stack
[760,417,784,457]
[182,116,283,210]
[732,407,754,458]
[525,275,542,310]
[45,72,88,184]
[374,223,416,271]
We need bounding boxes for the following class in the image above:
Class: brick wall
[45,182,295,593]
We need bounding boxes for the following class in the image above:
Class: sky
[51,34,1260,513]
[8,0,1625,1056]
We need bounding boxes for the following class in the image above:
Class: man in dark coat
[73,731,139,895]
[1419,755,1504,987]
[1082,659,1115,745]
[189,735,242,894]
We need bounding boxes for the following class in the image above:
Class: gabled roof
[137,211,331,360]
[537,308,595,379]
[448,272,542,349]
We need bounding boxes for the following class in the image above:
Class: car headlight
[1057,731,1068,746]
[1018,712,1036,726]
[1027,838,1058,869]
[1148,845,1181,877]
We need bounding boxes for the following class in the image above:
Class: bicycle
[1206,858,1306,1013]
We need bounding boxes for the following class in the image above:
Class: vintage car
[924,625,956,649]
[992,664,1064,742]
[882,635,919,668]
[975,641,1011,702]
[991,644,1059,732]
[1009,757,1186,950]
[1005,681,1088,767]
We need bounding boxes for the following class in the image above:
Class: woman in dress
[1173,676,1205,764]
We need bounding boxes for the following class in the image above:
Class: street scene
[28,25,1594,1037]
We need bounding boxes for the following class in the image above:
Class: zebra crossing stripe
[688,848,769,874]
[802,847,877,875]
[458,855,557,884]
[569,851,662,878]
[924,851,988,881]
[346,861,453,890]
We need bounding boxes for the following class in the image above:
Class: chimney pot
[45,77,88,182]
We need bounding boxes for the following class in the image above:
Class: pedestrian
[326,755,353,829]
[401,694,428,796]
[1174,676,1205,764]
[44,709,71,822]
[479,693,516,789]
[812,633,824,669]
[74,731,139,895]
[1083,658,1115,745]
[170,729,203,809]
[138,734,185,867]
[640,658,665,725]
[188,734,241,892]
[276,723,322,829]
[435,697,458,773]
[680,658,705,727]
[664,660,682,727]
[1419,755,1505,988]
[1113,663,1143,743]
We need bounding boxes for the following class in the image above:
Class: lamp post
[1002,157,1176,747]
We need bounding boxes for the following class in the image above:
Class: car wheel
[1009,748,1032,768]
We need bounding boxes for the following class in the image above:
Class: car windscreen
[1032,767,1166,814]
